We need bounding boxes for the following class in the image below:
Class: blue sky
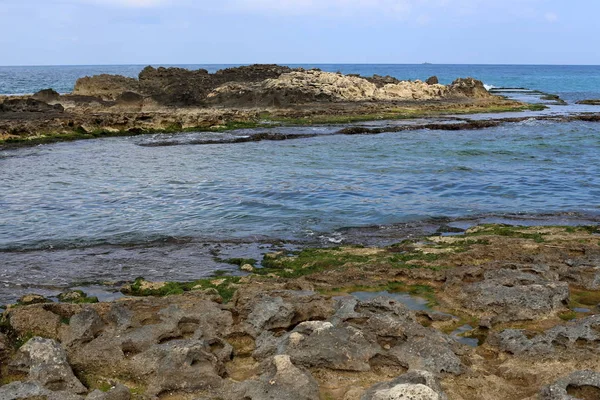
[0,0,597,65]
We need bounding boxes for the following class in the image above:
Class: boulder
[426,76,439,85]
[11,337,87,394]
[540,370,600,399]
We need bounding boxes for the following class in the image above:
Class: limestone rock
[128,339,225,396]
[0,381,83,400]
[85,383,131,400]
[361,370,447,400]
[8,305,63,339]
[540,370,600,399]
[229,355,320,400]
[17,293,51,305]
[12,337,87,394]
[33,88,60,102]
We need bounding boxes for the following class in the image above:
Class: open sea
[0,64,599,302]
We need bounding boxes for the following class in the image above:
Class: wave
[483,83,496,91]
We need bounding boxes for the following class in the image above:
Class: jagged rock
[85,383,131,400]
[361,370,447,400]
[488,315,600,357]
[426,76,439,85]
[540,370,600,399]
[128,339,225,396]
[254,296,463,375]
[74,74,141,100]
[0,98,64,113]
[232,289,335,337]
[61,308,105,346]
[11,337,86,394]
[33,88,60,102]
[0,381,83,400]
[448,77,490,97]
[229,355,320,400]
[452,267,569,323]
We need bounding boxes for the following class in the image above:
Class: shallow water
[2,119,599,253]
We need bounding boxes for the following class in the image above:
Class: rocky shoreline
[2,224,600,399]
[0,64,534,146]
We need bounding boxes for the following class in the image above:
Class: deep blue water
[1,64,600,101]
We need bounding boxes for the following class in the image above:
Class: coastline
[2,223,600,399]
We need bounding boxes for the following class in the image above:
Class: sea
[0,64,599,303]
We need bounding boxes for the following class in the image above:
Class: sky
[0,0,598,65]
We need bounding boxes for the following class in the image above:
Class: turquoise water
[1,64,600,101]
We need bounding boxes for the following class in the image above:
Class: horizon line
[1,62,600,68]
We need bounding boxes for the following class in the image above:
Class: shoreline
[2,222,600,399]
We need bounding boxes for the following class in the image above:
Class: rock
[488,315,600,357]
[426,76,439,85]
[452,267,569,323]
[85,383,131,400]
[74,74,141,100]
[0,381,83,400]
[241,263,255,272]
[17,293,51,305]
[254,296,463,375]
[11,337,87,394]
[8,305,63,338]
[62,308,105,346]
[448,77,490,98]
[232,289,335,337]
[33,88,60,102]
[0,98,64,113]
[128,339,225,396]
[229,355,320,400]
[540,370,600,399]
[0,332,9,354]
[370,384,439,400]
[58,290,99,304]
[361,370,447,400]
[576,99,600,105]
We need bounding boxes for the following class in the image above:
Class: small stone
[241,264,255,272]
[211,279,226,286]
[17,294,51,306]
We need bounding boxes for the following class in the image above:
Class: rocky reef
[2,224,600,399]
[0,64,530,145]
